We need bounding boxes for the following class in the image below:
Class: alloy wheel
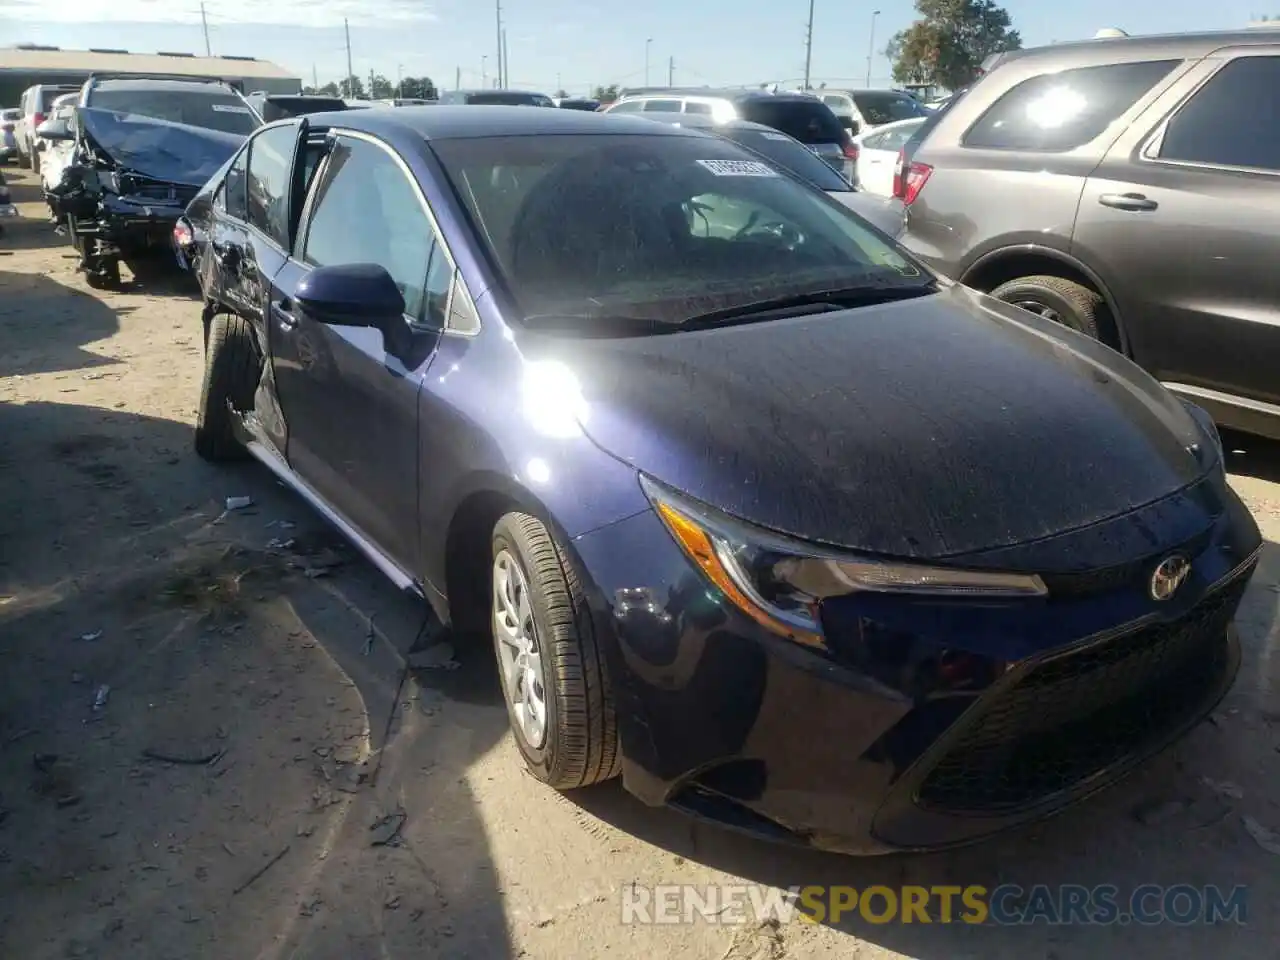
[1011,299,1063,324]
[492,549,548,749]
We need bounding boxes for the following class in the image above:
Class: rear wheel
[84,259,121,290]
[194,312,260,461]
[491,512,620,789]
[990,275,1104,341]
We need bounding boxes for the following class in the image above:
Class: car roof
[452,88,547,97]
[90,78,235,93]
[309,104,693,140]
[989,28,1280,68]
[643,114,781,136]
[617,87,822,104]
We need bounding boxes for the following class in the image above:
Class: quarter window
[606,100,643,113]
[301,135,447,326]
[223,146,249,220]
[643,99,682,112]
[963,60,1179,152]
[683,101,713,115]
[246,124,296,247]
[1157,56,1280,171]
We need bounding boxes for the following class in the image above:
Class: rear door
[270,131,446,573]
[1074,50,1280,407]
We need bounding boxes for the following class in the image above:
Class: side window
[822,95,845,109]
[861,131,887,150]
[642,99,682,113]
[683,101,713,115]
[301,135,447,325]
[223,146,249,220]
[1157,56,1280,171]
[963,60,1180,152]
[246,124,296,247]
[606,100,643,113]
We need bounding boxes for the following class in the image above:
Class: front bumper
[572,473,1261,853]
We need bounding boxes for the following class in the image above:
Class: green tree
[370,74,394,99]
[592,83,620,102]
[338,75,366,98]
[886,0,1021,90]
[399,76,437,100]
[317,81,340,96]
[555,88,569,99]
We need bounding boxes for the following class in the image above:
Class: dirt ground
[2,165,1280,960]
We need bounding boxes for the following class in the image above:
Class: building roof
[0,46,297,81]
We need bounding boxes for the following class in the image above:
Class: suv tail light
[892,148,933,205]
[32,112,45,128]
[173,218,195,248]
[841,138,859,161]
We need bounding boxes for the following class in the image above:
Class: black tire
[990,275,1104,341]
[490,512,620,789]
[85,259,121,291]
[194,312,260,461]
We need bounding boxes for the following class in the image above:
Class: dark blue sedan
[178,106,1261,853]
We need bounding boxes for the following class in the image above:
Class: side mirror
[36,119,72,141]
[296,263,406,330]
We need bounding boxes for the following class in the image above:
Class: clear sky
[0,0,1268,95]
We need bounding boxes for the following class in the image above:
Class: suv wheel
[490,512,620,790]
[84,260,121,291]
[990,275,1103,341]
[194,313,260,461]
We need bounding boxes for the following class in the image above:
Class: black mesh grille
[916,574,1249,814]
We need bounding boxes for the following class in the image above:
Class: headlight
[641,476,1047,649]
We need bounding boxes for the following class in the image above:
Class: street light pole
[866,10,881,88]
[482,55,488,88]
[495,0,504,88]
[802,0,815,91]
[645,38,653,86]
[397,63,404,98]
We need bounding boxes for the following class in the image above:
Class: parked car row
[160,82,1259,857]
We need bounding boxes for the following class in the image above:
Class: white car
[37,93,80,210]
[854,117,926,197]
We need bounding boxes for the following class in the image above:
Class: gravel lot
[2,166,1279,960]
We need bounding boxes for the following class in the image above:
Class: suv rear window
[851,91,931,125]
[963,60,1179,152]
[737,99,845,144]
[258,97,347,121]
[465,91,554,106]
[88,87,259,135]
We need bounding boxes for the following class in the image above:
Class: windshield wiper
[675,283,935,330]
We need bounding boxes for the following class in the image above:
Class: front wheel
[194,312,260,461]
[491,512,620,789]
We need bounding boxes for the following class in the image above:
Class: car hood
[78,107,245,187]
[537,284,1212,560]
[829,191,906,238]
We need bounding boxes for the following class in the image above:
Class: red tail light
[33,112,45,128]
[892,148,933,205]
[841,139,859,161]
[173,218,195,248]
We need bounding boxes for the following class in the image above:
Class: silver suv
[900,29,1280,439]
[606,88,856,182]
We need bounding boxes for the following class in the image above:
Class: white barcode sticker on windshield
[696,159,779,177]
[211,104,251,113]
[760,132,791,141]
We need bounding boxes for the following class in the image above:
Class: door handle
[270,299,296,329]
[1098,192,1158,212]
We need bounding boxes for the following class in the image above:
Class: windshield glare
[88,89,258,135]
[432,133,929,329]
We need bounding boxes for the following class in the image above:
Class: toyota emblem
[1150,555,1191,601]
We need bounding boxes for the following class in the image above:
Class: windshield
[39,88,75,112]
[466,91,555,107]
[721,127,850,192]
[736,99,845,143]
[852,91,932,125]
[431,133,930,329]
[87,88,259,135]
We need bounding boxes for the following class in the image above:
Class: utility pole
[866,10,881,88]
[312,63,318,90]
[200,2,211,57]
[668,55,674,86]
[455,65,461,91]
[482,55,488,88]
[802,0,815,91]
[502,30,509,89]
[495,0,504,88]
[344,18,354,97]
[369,68,375,98]
[645,38,652,86]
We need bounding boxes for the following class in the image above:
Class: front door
[1074,50,1280,407]
[270,133,447,575]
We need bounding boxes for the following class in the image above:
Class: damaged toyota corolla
[42,76,257,288]
[187,108,1261,854]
